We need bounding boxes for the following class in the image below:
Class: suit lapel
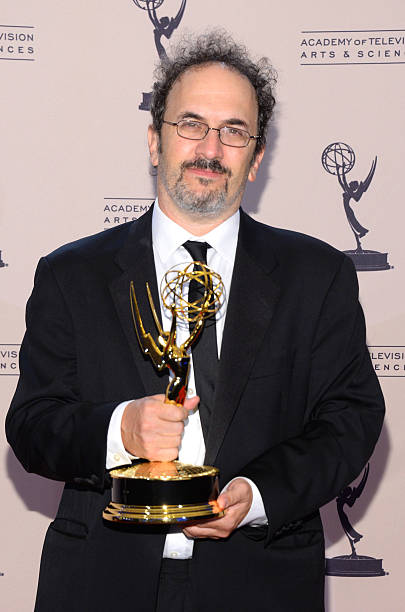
[109,206,168,397]
[204,211,281,466]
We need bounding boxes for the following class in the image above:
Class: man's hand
[121,394,199,461]
[183,478,253,539]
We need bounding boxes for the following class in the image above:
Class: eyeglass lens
[177,120,251,147]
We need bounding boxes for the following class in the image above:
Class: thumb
[217,487,238,510]
[184,395,200,412]
[217,479,251,510]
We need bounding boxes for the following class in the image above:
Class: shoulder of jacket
[44,221,135,264]
[241,210,346,269]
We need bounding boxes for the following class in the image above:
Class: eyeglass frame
[162,118,259,148]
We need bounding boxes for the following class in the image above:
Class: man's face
[148,63,265,224]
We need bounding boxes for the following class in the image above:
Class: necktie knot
[183,241,210,264]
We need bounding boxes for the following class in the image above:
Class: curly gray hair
[150,30,276,156]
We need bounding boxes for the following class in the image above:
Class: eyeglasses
[162,119,259,148]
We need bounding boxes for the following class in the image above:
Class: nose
[194,128,224,160]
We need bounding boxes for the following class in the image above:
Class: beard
[160,156,247,218]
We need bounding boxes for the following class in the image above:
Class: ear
[148,125,159,167]
[248,147,265,182]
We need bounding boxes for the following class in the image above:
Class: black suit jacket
[6,207,384,612]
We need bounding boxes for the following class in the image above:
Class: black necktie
[182,240,218,440]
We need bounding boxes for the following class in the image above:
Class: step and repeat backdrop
[1,1,403,609]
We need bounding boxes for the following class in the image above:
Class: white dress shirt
[106,201,267,559]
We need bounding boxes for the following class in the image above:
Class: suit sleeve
[5,256,118,487]
[239,255,385,543]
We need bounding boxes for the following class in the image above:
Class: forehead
[165,63,258,127]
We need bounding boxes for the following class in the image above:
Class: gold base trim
[110,461,219,481]
[103,501,224,524]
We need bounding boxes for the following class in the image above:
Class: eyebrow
[177,111,249,130]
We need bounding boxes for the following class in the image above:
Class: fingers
[217,478,252,511]
[121,394,200,461]
[183,511,236,540]
[159,403,189,422]
[183,480,253,540]
[160,396,200,422]
[184,396,200,412]
[216,489,235,511]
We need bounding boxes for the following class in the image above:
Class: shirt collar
[152,198,240,265]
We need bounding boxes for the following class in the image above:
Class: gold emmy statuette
[103,262,225,524]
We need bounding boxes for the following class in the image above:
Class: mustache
[182,158,232,177]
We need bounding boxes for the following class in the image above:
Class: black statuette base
[326,554,387,577]
[103,461,223,524]
[344,249,391,271]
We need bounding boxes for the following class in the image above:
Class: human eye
[177,119,206,139]
[225,126,245,136]
[221,125,250,146]
[181,120,203,130]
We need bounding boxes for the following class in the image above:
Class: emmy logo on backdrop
[0,250,8,268]
[326,464,387,577]
[103,260,226,524]
[322,142,391,271]
[133,0,187,111]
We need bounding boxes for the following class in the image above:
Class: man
[6,31,384,611]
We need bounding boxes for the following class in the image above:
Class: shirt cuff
[106,400,137,469]
[221,477,269,528]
